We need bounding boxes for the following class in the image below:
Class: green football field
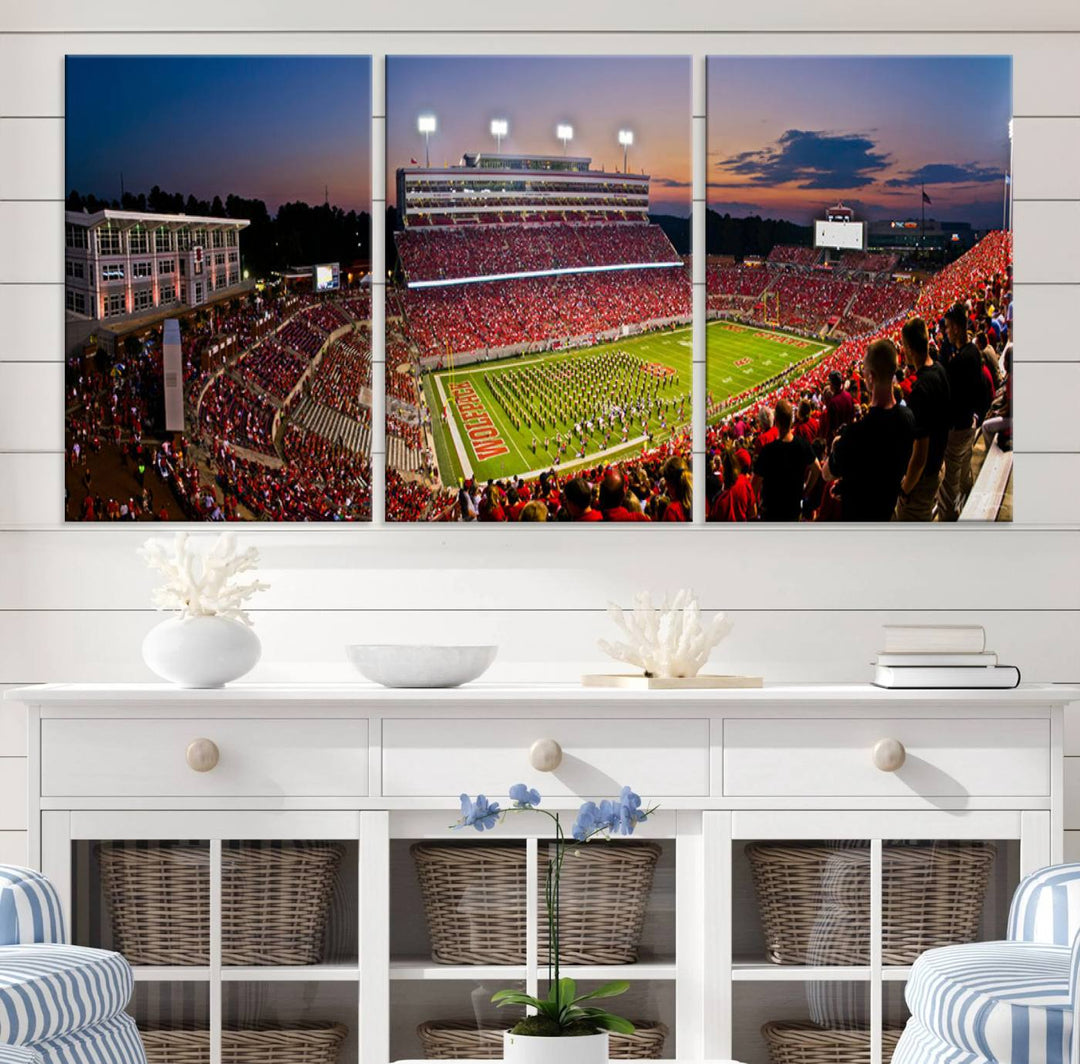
[421,321,835,484]
[705,320,837,424]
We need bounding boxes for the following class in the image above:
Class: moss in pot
[452,784,656,1064]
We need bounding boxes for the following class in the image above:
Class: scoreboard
[313,263,340,292]
[814,219,866,251]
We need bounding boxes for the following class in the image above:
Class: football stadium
[385,147,695,521]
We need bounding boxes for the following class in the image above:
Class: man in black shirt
[937,302,987,520]
[896,316,951,521]
[753,398,818,521]
[823,338,914,521]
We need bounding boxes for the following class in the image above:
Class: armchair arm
[1009,862,1080,945]
[0,865,66,946]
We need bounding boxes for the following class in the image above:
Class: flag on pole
[921,190,932,205]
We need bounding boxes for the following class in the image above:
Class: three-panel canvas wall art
[63,54,1013,524]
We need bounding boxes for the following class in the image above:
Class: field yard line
[433,374,473,481]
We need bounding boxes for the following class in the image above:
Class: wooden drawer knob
[529,739,563,772]
[872,738,906,772]
[186,738,220,772]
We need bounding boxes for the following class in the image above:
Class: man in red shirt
[710,448,757,521]
[822,370,855,444]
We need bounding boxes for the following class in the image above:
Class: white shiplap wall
[2,1,1080,867]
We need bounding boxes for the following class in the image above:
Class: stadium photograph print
[64,55,373,522]
[384,55,693,523]
[704,56,1013,523]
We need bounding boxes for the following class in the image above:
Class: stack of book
[873,625,1021,689]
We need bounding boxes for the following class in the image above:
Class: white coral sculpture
[598,588,733,679]
[137,533,269,625]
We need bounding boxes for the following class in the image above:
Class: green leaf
[491,991,541,1009]
[572,980,630,1003]
[576,1009,636,1035]
[557,977,577,1007]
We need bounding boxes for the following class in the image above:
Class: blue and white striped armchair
[893,862,1080,1064]
[0,865,146,1064]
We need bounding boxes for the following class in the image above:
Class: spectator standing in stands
[822,370,855,444]
[938,303,988,520]
[896,317,951,521]
[562,477,603,522]
[661,456,692,521]
[754,399,818,521]
[599,471,650,521]
[822,339,914,521]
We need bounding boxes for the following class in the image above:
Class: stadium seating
[401,268,690,358]
[396,222,679,284]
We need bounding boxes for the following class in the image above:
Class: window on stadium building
[176,230,192,251]
[65,224,89,250]
[159,282,177,304]
[103,293,125,318]
[65,260,84,279]
[65,290,86,314]
[133,288,153,312]
[133,261,152,278]
[228,250,239,263]
[101,264,124,282]
[226,230,238,247]
[158,259,175,275]
[155,228,173,253]
[214,252,226,267]
[211,230,225,249]
[129,228,149,254]
[96,227,122,255]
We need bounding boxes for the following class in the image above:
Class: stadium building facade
[396,152,653,232]
[64,209,250,326]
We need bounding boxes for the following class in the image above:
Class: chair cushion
[906,940,1071,1064]
[30,1012,146,1064]
[893,1017,993,1064]
[0,944,133,1045]
[0,868,65,947]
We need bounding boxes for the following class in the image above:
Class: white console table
[9,682,1078,1064]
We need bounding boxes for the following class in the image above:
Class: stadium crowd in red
[396,222,680,284]
[67,290,376,522]
[402,268,690,358]
[704,231,1012,522]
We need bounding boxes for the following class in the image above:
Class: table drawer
[382,717,709,797]
[41,718,368,797]
[723,717,1049,798]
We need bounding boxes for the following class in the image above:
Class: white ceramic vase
[503,1031,608,1064]
[142,615,261,688]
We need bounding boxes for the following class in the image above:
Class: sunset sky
[707,56,1012,228]
[386,56,692,216]
[66,56,372,215]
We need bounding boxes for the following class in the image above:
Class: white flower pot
[503,1030,608,1064]
[142,615,261,688]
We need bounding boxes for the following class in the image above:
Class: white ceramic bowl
[346,644,498,688]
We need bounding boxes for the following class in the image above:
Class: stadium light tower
[490,118,508,154]
[417,113,437,167]
[618,129,634,173]
[556,123,573,155]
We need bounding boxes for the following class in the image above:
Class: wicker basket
[746,841,996,965]
[761,1022,902,1064]
[98,841,345,966]
[416,1020,668,1059]
[412,841,661,965]
[139,1025,348,1064]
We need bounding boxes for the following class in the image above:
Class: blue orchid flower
[572,801,600,841]
[509,783,541,808]
[456,793,501,832]
[616,786,647,835]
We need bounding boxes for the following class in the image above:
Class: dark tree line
[66,187,371,281]
[705,210,812,259]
